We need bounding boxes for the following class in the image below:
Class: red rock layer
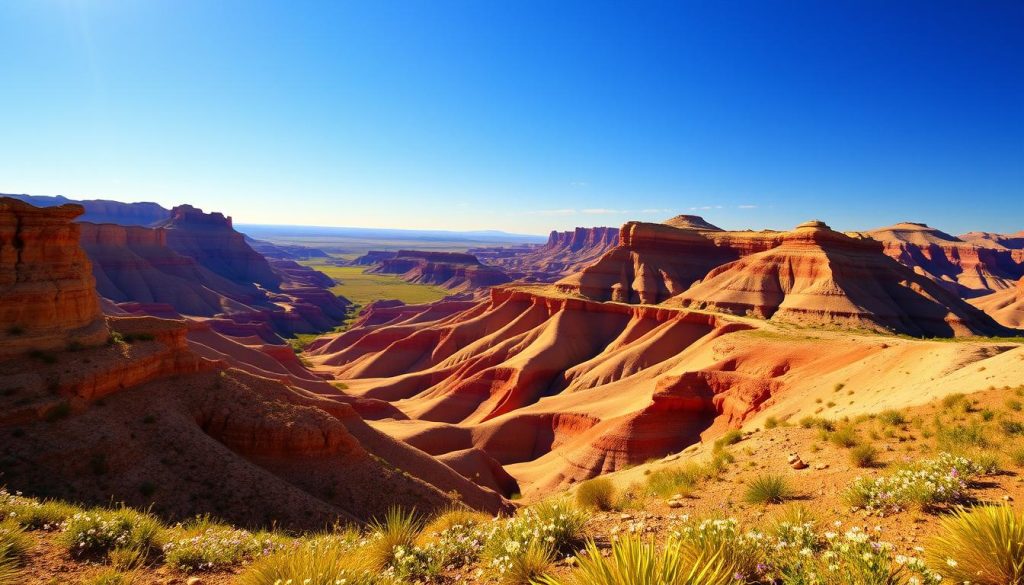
[865,223,1023,297]
[662,215,723,231]
[0,198,108,358]
[308,287,773,489]
[671,221,1007,337]
[559,220,784,303]
[370,250,512,292]
[970,277,1024,328]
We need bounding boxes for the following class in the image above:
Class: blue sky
[1,1,1021,235]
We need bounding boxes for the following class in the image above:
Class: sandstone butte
[0,199,511,529]
[305,217,1022,496]
[863,221,1024,297]
[0,197,108,358]
[368,249,513,293]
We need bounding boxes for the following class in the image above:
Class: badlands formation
[308,215,1022,496]
[0,199,511,530]
[368,250,513,293]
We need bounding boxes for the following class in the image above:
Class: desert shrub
[926,506,1024,584]
[1001,419,1024,436]
[575,477,617,511]
[0,521,31,561]
[937,422,988,450]
[107,545,146,572]
[714,430,743,451]
[162,523,286,572]
[844,452,982,513]
[0,550,20,585]
[744,474,792,505]
[0,489,78,529]
[981,408,996,421]
[238,537,397,585]
[615,482,649,511]
[1008,398,1023,412]
[849,444,878,468]
[482,500,587,580]
[670,517,761,579]
[826,425,859,448]
[764,416,780,429]
[942,393,968,410]
[396,510,489,579]
[1011,447,1024,467]
[647,464,704,498]
[82,569,137,585]
[535,536,731,585]
[365,507,422,570]
[487,539,553,584]
[59,507,164,556]
[877,410,906,426]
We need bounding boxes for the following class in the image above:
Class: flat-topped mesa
[0,198,109,358]
[662,214,724,231]
[670,220,1009,337]
[370,250,512,292]
[157,204,281,289]
[866,222,1024,296]
[352,250,399,266]
[559,220,783,304]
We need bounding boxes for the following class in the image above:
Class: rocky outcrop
[671,221,1007,337]
[865,223,1023,297]
[970,277,1024,328]
[369,250,512,292]
[0,198,108,358]
[158,205,281,288]
[559,220,784,303]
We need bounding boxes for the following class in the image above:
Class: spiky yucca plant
[365,507,423,569]
[534,536,731,585]
[927,506,1024,584]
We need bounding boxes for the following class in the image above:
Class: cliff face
[1,194,171,226]
[80,216,350,336]
[469,227,620,282]
[159,205,281,289]
[0,198,108,358]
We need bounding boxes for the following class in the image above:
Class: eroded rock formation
[970,277,1024,328]
[671,221,1007,337]
[0,198,108,358]
[865,222,1023,297]
[369,250,512,292]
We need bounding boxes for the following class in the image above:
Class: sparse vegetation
[845,452,984,513]
[927,506,1024,584]
[59,507,164,556]
[537,536,730,585]
[575,477,617,511]
[849,444,878,467]
[743,474,792,505]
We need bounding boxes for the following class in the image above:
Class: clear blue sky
[1,1,1021,235]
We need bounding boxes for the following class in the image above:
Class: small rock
[788,453,808,469]
[186,578,204,585]
[619,513,632,520]
[1004,495,1014,502]
[667,500,683,508]
[813,462,828,470]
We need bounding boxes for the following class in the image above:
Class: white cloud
[738,204,758,209]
